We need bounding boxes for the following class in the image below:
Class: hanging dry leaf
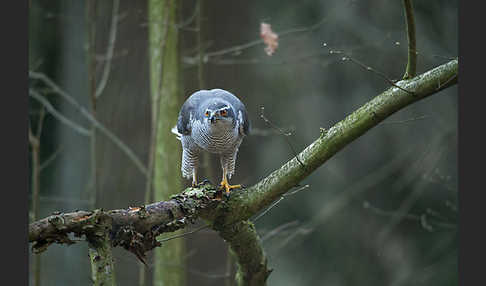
[260,22,279,56]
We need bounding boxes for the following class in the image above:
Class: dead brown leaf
[260,22,279,56]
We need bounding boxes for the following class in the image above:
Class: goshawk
[172,89,250,194]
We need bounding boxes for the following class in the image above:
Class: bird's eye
[220,109,227,116]
[205,110,210,117]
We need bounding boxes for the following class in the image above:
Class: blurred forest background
[28,0,458,285]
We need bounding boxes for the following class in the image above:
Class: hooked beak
[209,115,217,123]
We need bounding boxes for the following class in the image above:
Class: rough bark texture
[29,185,219,257]
[217,221,271,286]
[87,215,116,286]
[29,59,457,286]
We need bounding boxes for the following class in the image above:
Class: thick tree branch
[217,221,271,286]
[29,59,457,284]
[29,186,220,258]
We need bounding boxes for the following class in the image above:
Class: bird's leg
[192,169,198,187]
[220,166,241,194]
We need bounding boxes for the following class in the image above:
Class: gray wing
[210,89,251,136]
[176,90,210,135]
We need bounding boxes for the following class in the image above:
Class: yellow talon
[220,177,241,194]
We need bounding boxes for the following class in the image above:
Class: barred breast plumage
[191,117,240,153]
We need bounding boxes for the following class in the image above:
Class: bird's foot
[219,178,242,195]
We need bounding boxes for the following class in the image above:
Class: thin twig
[252,184,310,222]
[259,108,291,136]
[249,127,295,137]
[29,72,148,176]
[376,142,447,242]
[363,201,456,231]
[95,0,120,98]
[252,197,284,223]
[177,1,199,30]
[328,49,415,95]
[28,127,39,220]
[272,226,313,253]
[402,0,417,79]
[35,107,46,138]
[39,146,64,172]
[203,50,330,66]
[29,90,92,136]
[284,184,311,196]
[157,224,209,243]
[141,258,230,280]
[261,220,300,242]
[204,17,328,59]
[184,34,390,67]
[437,73,458,90]
[260,106,306,169]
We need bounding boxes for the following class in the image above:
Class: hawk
[172,89,250,194]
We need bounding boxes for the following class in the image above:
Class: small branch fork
[324,45,415,95]
[260,107,306,169]
[252,185,310,222]
[94,0,120,99]
[29,59,457,285]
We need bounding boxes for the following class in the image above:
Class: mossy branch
[86,213,116,286]
[217,220,271,286]
[28,59,457,285]
[29,186,221,260]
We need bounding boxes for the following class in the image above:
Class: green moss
[218,220,270,286]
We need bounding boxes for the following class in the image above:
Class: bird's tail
[171,125,182,140]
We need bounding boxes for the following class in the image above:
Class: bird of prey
[172,89,250,194]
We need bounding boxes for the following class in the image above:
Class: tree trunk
[148,0,185,285]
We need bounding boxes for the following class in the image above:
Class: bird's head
[201,100,235,128]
